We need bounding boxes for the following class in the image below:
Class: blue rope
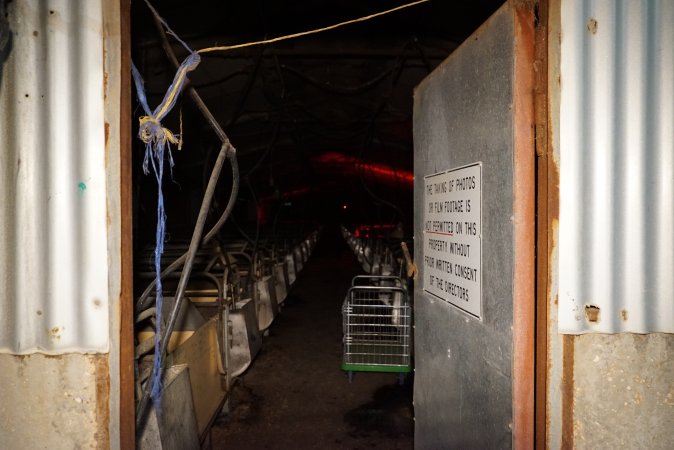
[131,43,200,411]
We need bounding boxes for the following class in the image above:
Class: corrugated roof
[558,0,674,333]
[0,0,110,353]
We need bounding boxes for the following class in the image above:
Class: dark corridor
[209,227,414,450]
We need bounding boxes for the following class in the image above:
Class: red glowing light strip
[314,152,413,185]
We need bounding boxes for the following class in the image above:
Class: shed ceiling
[130,0,503,240]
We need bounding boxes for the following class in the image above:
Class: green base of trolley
[341,364,412,373]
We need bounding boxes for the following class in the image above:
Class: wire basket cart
[342,276,412,382]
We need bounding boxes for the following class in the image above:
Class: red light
[353,223,397,239]
[342,204,348,210]
[313,152,413,186]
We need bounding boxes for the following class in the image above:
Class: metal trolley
[342,275,412,382]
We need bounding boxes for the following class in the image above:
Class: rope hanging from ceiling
[130,1,201,409]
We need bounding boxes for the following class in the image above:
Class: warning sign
[423,163,482,319]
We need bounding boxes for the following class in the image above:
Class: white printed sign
[423,163,482,318]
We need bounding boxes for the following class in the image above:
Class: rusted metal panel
[558,0,674,333]
[511,3,536,449]
[0,0,110,353]
[102,0,132,446]
[545,0,566,447]
[533,0,551,447]
[105,0,135,445]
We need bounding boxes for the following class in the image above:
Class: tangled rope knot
[133,52,200,176]
[138,115,179,147]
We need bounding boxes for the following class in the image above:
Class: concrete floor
[209,227,414,450]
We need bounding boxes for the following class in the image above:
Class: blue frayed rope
[131,27,200,410]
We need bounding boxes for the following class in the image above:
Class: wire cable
[197,0,431,54]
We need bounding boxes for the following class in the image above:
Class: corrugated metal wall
[559,0,674,333]
[0,0,109,353]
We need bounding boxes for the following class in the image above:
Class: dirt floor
[208,227,414,450]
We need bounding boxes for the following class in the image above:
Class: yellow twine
[139,116,179,146]
[197,0,430,54]
[178,106,183,150]
[154,54,200,119]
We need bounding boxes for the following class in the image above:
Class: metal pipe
[134,12,242,312]
[135,12,241,428]
[136,142,228,425]
[152,12,231,146]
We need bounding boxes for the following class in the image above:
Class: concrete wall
[571,334,674,449]
[0,354,110,449]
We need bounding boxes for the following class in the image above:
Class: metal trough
[293,246,304,273]
[286,253,297,285]
[228,298,262,378]
[137,364,200,450]
[273,262,289,305]
[254,275,279,331]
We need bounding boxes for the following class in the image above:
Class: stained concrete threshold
[208,227,414,450]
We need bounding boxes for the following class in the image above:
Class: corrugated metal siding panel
[559,0,674,333]
[0,0,109,353]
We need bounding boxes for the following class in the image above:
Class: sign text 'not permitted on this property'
[423,163,482,319]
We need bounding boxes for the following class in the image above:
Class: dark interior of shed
[130,1,503,446]
[130,0,502,248]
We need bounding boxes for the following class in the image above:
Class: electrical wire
[197,0,431,54]
[354,42,412,225]
[225,47,265,128]
[229,213,256,246]
[280,64,396,96]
